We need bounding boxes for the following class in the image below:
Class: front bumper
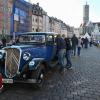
[2,79,13,84]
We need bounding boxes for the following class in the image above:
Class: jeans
[66,50,72,68]
[72,46,77,56]
[58,49,66,70]
[77,47,81,56]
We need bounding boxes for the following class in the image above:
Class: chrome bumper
[2,79,13,84]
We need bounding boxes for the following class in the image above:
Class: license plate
[2,79,13,83]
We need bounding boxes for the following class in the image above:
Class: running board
[15,79,37,83]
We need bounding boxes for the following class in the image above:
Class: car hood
[2,44,47,72]
[4,44,46,58]
[21,45,46,58]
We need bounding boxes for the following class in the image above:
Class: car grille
[4,48,20,78]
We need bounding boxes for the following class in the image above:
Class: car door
[46,35,57,61]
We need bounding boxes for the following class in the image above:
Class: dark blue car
[0,32,58,88]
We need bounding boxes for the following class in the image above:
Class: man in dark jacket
[84,37,89,48]
[71,34,78,56]
[65,37,72,69]
[56,34,66,73]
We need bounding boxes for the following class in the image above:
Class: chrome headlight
[23,52,31,61]
[29,60,35,66]
[0,52,3,59]
[0,50,5,59]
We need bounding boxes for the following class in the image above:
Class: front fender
[28,58,45,70]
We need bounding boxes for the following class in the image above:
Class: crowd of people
[56,34,93,74]
[0,36,20,49]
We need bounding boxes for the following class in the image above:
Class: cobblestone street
[1,46,100,100]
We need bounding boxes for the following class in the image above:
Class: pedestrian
[89,38,93,47]
[15,36,19,43]
[1,37,6,47]
[65,37,72,69]
[71,34,78,56]
[56,34,66,73]
[77,37,82,56]
[84,37,89,48]
[0,40,3,49]
[81,38,84,48]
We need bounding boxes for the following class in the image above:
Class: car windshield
[17,34,46,44]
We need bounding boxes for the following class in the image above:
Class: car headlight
[0,52,3,59]
[23,52,31,61]
[29,61,35,66]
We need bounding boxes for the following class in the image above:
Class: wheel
[48,57,58,68]
[31,64,45,88]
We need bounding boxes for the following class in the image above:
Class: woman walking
[77,37,82,56]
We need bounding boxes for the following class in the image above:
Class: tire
[48,57,58,68]
[31,64,45,88]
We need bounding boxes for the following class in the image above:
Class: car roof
[18,32,58,36]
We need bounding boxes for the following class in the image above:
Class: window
[36,29,38,32]
[46,35,54,45]
[40,19,42,23]
[35,19,37,22]
[15,8,19,15]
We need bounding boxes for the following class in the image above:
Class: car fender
[28,58,45,70]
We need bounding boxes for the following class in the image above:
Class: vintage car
[0,32,59,89]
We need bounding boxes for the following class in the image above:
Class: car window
[47,35,53,42]
[46,35,54,45]
[18,35,46,44]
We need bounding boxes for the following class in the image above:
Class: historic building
[82,2,90,35]
[31,3,43,32]
[80,2,94,35]
[49,17,61,34]
[93,22,100,32]
[0,0,13,36]
[42,11,49,32]
[11,0,31,35]
[0,0,72,38]
[83,2,89,24]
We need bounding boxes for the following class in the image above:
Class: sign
[14,14,19,21]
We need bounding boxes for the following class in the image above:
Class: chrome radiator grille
[4,48,20,78]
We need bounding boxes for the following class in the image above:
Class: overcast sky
[26,0,100,28]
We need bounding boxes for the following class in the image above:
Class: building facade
[49,17,61,34]
[11,0,31,35]
[60,22,67,36]
[0,0,72,37]
[81,2,91,35]
[43,11,49,32]
[31,3,43,32]
[0,0,13,36]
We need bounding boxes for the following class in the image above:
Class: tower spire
[86,0,88,5]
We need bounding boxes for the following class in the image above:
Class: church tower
[83,2,89,23]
